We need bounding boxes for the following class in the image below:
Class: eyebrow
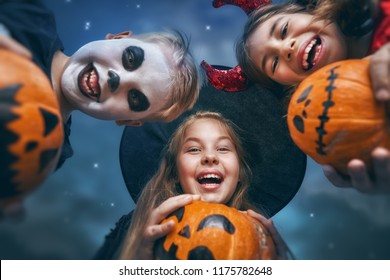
[183,136,232,144]
[261,54,267,74]
[269,19,278,39]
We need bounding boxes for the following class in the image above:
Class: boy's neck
[51,51,73,123]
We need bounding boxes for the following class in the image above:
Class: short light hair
[135,31,201,122]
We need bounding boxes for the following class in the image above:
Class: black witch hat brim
[119,66,306,217]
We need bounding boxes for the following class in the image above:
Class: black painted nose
[108,70,120,92]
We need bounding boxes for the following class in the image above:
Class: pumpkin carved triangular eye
[39,107,59,137]
[297,85,312,103]
[197,214,235,234]
[165,206,185,222]
[292,85,314,134]
[178,225,190,238]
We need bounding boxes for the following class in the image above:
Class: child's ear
[116,120,143,126]
[105,31,133,40]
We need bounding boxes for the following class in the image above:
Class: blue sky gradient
[1,0,389,260]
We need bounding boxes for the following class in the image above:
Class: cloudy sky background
[1,0,390,260]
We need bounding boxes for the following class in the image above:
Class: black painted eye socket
[122,46,144,71]
[128,89,150,112]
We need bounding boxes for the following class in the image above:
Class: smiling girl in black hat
[103,111,292,260]
[95,65,306,259]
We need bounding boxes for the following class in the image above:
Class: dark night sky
[0,0,389,260]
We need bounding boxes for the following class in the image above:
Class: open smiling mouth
[78,63,101,101]
[302,36,322,71]
[197,174,223,188]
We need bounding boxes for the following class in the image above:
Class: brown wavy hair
[120,111,258,259]
[236,0,374,91]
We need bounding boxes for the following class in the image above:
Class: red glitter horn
[212,0,272,15]
[202,0,272,92]
[201,61,249,92]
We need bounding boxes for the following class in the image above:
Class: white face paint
[61,37,172,122]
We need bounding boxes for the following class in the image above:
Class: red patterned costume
[370,0,390,53]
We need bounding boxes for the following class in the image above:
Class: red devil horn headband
[203,0,272,92]
[212,0,271,15]
[201,61,249,92]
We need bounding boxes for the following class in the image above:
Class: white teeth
[313,46,321,66]
[83,69,98,94]
[198,174,221,180]
[302,38,321,70]
[82,75,90,93]
[89,71,98,93]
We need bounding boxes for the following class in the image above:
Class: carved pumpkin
[0,49,63,207]
[287,59,390,174]
[154,201,276,260]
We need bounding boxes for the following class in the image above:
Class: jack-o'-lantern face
[0,50,63,207]
[287,59,390,174]
[154,201,276,260]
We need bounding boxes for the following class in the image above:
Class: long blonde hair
[120,111,257,258]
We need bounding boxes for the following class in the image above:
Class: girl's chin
[199,196,224,204]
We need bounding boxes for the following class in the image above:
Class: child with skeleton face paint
[0,0,199,169]
[60,31,199,126]
[0,0,199,220]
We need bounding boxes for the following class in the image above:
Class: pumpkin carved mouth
[78,63,101,102]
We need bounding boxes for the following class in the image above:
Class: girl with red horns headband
[202,0,390,193]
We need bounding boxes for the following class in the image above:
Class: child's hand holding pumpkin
[121,194,200,259]
[370,42,390,103]
[323,45,390,193]
[322,147,390,193]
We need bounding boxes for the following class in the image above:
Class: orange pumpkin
[154,201,276,260]
[287,59,390,175]
[0,49,63,207]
